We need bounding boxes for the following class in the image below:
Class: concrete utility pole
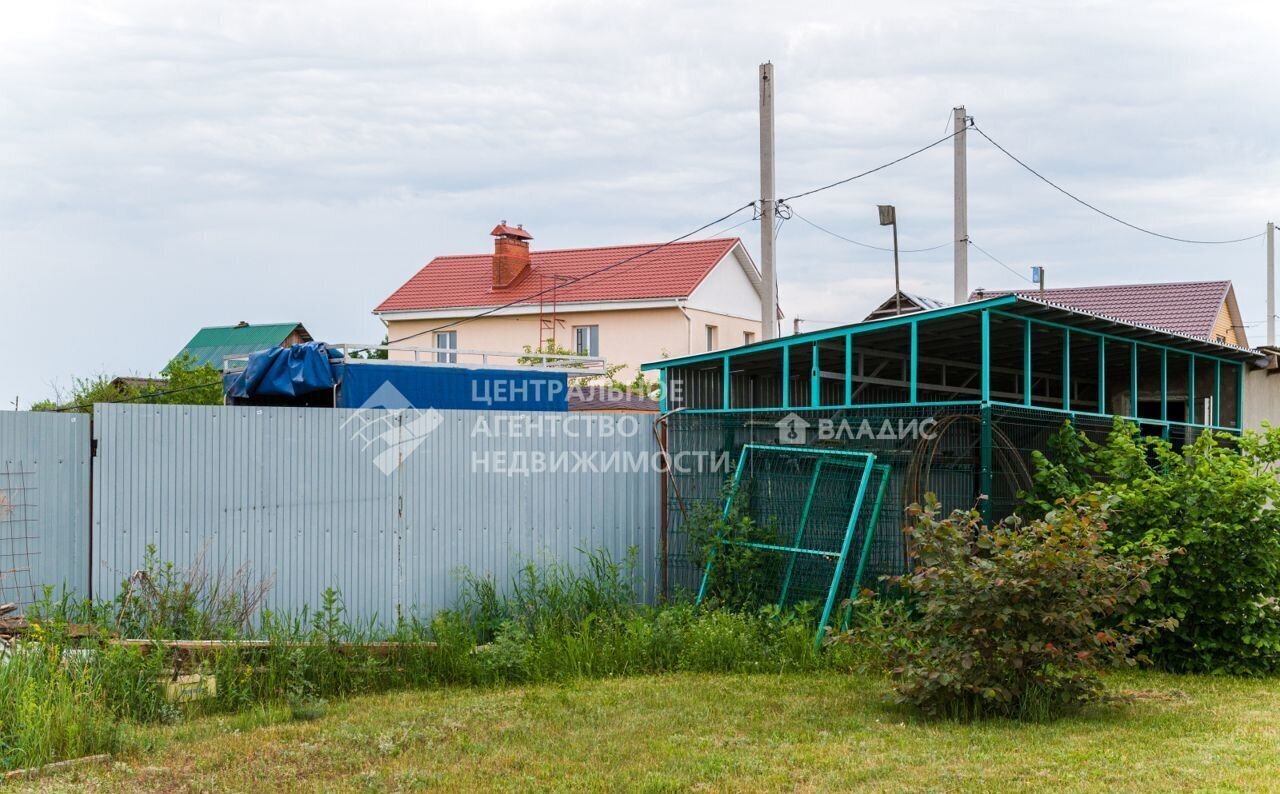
[953,106,969,305]
[1269,221,1275,347]
[759,62,779,340]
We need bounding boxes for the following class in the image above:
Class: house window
[435,331,457,364]
[744,331,756,345]
[574,325,600,357]
[1215,334,1227,344]
[705,324,719,351]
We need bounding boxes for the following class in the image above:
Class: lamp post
[878,205,901,315]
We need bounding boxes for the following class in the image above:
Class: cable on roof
[387,202,758,345]
[971,124,1267,245]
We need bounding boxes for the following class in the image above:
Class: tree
[33,354,223,413]
[1025,419,1280,674]
[347,335,390,360]
[519,339,658,397]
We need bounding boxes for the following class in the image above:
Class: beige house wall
[383,305,763,383]
[1243,368,1280,431]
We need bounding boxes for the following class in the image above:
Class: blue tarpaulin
[224,342,569,411]
[226,342,343,400]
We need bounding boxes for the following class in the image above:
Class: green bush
[1027,420,1280,674]
[873,494,1170,720]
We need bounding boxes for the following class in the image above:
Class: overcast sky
[3,1,1279,407]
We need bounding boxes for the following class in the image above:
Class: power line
[966,238,1034,283]
[388,202,758,345]
[971,124,1266,245]
[780,126,968,203]
[702,215,755,239]
[791,211,952,253]
[54,379,224,413]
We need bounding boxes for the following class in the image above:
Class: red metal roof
[971,280,1232,339]
[376,237,742,313]
[568,387,659,412]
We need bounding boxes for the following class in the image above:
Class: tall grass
[0,643,121,771]
[6,548,868,772]
[436,549,855,682]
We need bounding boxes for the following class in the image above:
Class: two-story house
[373,223,773,381]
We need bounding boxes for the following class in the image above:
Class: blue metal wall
[0,412,90,605]
[338,363,569,412]
[92,404,659,622]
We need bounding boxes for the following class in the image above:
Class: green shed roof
[176,322,310,369]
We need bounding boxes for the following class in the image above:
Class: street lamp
[878,205,901,315]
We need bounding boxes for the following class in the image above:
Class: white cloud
[3,0,1280,404]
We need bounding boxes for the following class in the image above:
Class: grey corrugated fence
[0,411,90,605]
[91,404,661,622]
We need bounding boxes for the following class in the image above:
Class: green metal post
[1189,355,1196,425]
[695,446,751,604]
[1062,329,1071,410]
[1160,349,1168,423]
[980,311,994,522]
[722,356,730,410]
[659,372,668,413]
[1214,360,1222,427]
[781,345,790,409]
[842,465,892,630]
[811,343,820,408]
[1130,343,1139,420]
[816,457,876,651]
[844,333,853,406]
[1098,336,1106,413]
[778,459,825,607]
[1023,319,1032,406]
[979,405,993,523]
[910,320,919,404]
[981,310,991,404]
[1237,363,1245,430]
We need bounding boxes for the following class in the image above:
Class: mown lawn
[17,670,1280,793]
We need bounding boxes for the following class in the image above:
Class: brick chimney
[490,221,533,288]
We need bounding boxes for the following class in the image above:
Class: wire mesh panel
[662,403,1161,600]
[693,444,889,648]
[664,406,984,598]
[0,466,39,608]
[986,406,1117,518]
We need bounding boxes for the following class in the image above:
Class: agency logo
[341,382,443,475]
[776,413,811,445]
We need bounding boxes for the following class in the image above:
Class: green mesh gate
[693,444,890,649]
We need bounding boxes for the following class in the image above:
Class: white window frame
[435,331,457,364]
[573,325,600,357]
[705,324,719,351]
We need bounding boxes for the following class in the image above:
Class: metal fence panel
[93,405,660,623]
[0,411,90,606]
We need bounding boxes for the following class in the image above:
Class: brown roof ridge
[980,278,1231,294]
